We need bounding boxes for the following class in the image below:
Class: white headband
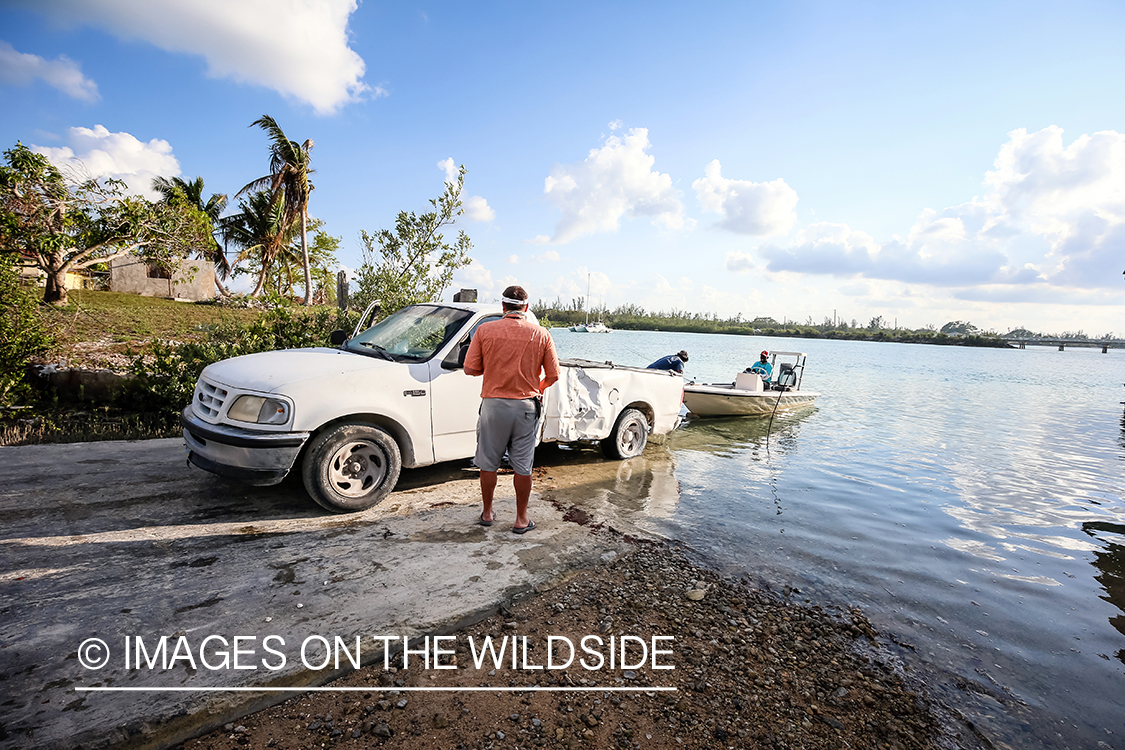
[501,296,528,306]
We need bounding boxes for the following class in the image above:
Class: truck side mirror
[329,330,348,346]
[442,341,470,370]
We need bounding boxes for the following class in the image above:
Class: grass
[36,289,261,369]
[7,289,269,446]
[41,288,260,343]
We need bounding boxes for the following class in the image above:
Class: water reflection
[550,331,1125,747]
[1083,520,1125,665]
[536,446,681,536]
[670,407,816,457]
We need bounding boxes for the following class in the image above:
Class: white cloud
[34,125,180,199]
[907,209,967,248]
[757,126,1125,291]
[438,158,494,222]
[463,195,495,222]
[725,251,756,273]
[22,0,370,115]
[0,41,99,101]
[760,216,1025,287]
[438,157,457,183]
[693,159,798,236]
[507,255,519,264]
[544,268,615,307]
[527,235,551,245]
[983,126,1125,287]
[535,250,559,263]
[452,260,495,297]
[540,127,688,244]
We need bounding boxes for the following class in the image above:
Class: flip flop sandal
[511,520,536,534]
[478,512,493,527]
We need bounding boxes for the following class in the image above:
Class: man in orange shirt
[464,285,560,533]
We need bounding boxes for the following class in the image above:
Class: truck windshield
[344,304,472,362]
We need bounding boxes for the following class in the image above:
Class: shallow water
[552,328,1125,749]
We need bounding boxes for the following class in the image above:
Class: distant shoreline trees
[530,301,1015,348]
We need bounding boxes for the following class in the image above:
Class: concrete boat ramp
[0,438,665,750]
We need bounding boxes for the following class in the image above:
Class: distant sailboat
[569,273,612,333]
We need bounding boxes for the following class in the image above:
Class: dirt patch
[179,542,975,750]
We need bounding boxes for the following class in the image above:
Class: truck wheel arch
[304,413,417,469]
[622,401,655,427]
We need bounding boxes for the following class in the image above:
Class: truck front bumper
[181,407,310,486]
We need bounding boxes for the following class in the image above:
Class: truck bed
[542,358,683,443]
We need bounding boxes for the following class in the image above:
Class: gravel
[179,540,980,750]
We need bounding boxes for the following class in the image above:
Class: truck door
[429,314,502,463]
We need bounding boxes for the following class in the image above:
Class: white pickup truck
[181,301,684,512]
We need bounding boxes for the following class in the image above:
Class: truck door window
[345,305,472,362]
[468,315,502,339]
[441,315,501,369]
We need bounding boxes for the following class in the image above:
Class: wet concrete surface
[0,438,681,750]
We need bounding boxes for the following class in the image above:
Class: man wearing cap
[464,285,560,534]
[747,350,772,384]
[646,350,689,373]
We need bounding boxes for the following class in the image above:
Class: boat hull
[683,384,819,417]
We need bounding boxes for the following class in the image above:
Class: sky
[2,0,1124,335]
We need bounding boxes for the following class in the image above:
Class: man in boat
[746,350,772,384]
[465,285,560,534]
[647,350,689,373]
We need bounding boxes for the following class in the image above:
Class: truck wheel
[302,423,402,512]
[601,408,649,460]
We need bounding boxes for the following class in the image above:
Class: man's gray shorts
[475,397,540,476]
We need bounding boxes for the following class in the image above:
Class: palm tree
[152,176,231,295]
[221,190,290,297]
[239,115,314,305]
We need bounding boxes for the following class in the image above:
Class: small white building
[109,255,215,301]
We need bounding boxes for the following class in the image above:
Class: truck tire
[601,408,649,460]
[302,422,402,512]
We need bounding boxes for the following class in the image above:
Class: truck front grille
[194,379,229,419]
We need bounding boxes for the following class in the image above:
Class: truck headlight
[228,395,290,425]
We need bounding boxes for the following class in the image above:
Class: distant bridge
[1006,337,1125,352]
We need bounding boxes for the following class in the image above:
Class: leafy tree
[0,252,54,404]
[352,165,473,315]
[868,315,885,330]
[0,143,211,305]
[304,222,342,305]
[152,175,230,295]
[940,320,981,336]
[221,189,291,297]
[240,115,314,305]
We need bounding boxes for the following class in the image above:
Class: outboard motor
[774,363,797,391]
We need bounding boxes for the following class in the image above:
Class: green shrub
[0,254,54,405]
[123,304,358,419]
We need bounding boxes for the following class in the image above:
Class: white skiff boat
[683,351,819,417]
